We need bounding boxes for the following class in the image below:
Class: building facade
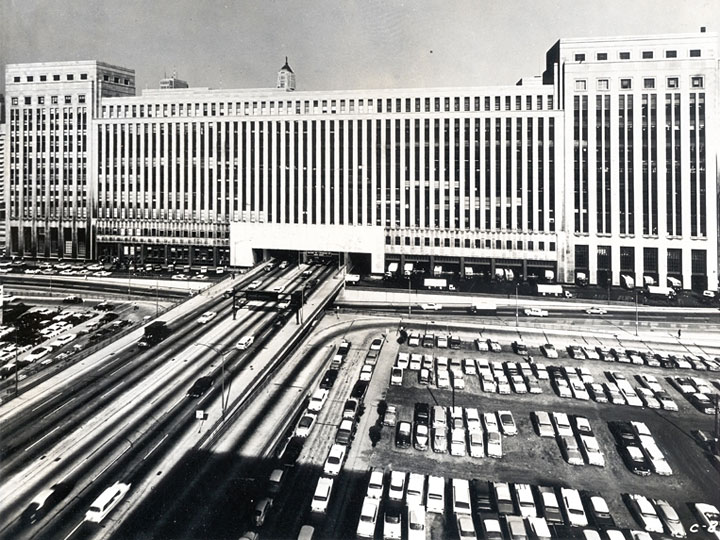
[3,31,719,289]
[4,61,135,259]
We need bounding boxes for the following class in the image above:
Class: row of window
[573,48,702,62]
[575,75,704,91]
[386,235,557,251]
[10,72,132,86]
[100,94,556,120]
[11,95,86,106]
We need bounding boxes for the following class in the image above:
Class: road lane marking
[63,521,84,540]
[25,425,61,452]
[143,433,169,460]
[49,397,77,416]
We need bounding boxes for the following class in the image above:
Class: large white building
[3,30,719,289]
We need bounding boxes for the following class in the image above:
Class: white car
[396,352,410,369]
[561,488,588,527]
[637,388,661,409]
[585,306,608,315]
[407,505,426,540]
[451,370,465,390]
[49,333,76,348]
[311,477,333,514]
[639,374,663,393]
[406,473,426,507]
[247,279,263,290]
[356,496,379,538]
[487,431,503,458]
[295,413,317,438]
[85,482,131,523]
[197,311,217,324]
[652,499,686,538]
[323,444,346,476]
[579,435,605,467]
[524,307,549,317]
[426,476,445,514]
[366,468,384,499]
[483,412,499,433]
[540,343,558,358]
[307,389,329,412]
[420,303,442,311]
[627,494,664,534]
[450,428,467,457]
[390,367,403,386]
[552,412,573,437]
[693,503,720,539]
[498,410,517,436]
[436,370,450,389]
[383,506,402,540]
[468,430,485,457]
[359,364,373,382]
[387,471,406,502]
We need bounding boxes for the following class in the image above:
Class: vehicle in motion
[420,303,443,311]
[311,477,333,514]
[138,321,171,347]
[524,307,549,317]
[186,376,213,398]
[236,335,255,350]
[197,311,217,324]
[85,482,131,523]
[585,306,608,315]
[295,413,317,438]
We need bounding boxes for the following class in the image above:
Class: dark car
[280,436,304,468]
[618,444,652,476]
[320,369,339,389]
[471,479,495,513]
[512,341,528,356]
[608,421,637,445]
[62,295,83,304]
[395,421,412,448]
[337,340,352,357]
[581,491,616,529]
[187,376,214,398]
[414,402,430,426]
[350,380,369,402]
[100,312,119,324]
[537,486,564,525]
[94,302,116,311]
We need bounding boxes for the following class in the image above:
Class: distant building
[160,72,189,89]
[276,57,295,91]
[2,31,719,291]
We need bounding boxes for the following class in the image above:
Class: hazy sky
[1,0,719,93]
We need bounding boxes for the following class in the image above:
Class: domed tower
[276,57,295,91]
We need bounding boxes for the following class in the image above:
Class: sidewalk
[339,287,720,314]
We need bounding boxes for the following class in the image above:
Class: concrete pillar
[459,257,465,278]
[522,260,528,282]
[490,259,496,279]
[213,246,219,266]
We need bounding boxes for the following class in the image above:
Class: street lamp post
[195,343,232,421]
[515,283,519,327]
[634,290,639,337]
[408,277,412,317]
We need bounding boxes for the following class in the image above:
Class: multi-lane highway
[0,261,337,540]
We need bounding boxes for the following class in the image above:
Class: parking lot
[283,312,720,539]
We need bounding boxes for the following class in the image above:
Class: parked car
[395,421,412,448]
[652,498,686,538]
[626,494,664,533]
